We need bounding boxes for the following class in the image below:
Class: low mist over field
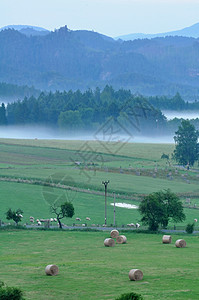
[0,125,174,143]
[163,110,199,120]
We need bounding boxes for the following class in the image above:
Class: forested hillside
[1,26,199,99]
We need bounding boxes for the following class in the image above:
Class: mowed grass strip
[0,230,198,300]
[1,166,199,196]
[0,138,175,161]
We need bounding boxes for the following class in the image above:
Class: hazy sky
[1,0,199,37]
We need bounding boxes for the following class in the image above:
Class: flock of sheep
[29,216,57,226]
[29,216,197,228]
[28,216,142,229]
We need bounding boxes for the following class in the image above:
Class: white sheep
[86,217,91,221]
[127,223,135,227]
[54,218,57,222]
[194,218,198,222]
[37,221,41,226]
[76,217,81,221]
[50,218,54,222]
[136,223,140,228]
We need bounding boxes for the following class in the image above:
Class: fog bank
[163,110,199,120]
[0,125,174,144]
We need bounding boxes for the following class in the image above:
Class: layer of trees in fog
[1,86,199,135]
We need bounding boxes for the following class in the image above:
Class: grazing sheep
[37,221,41,226]
[136,223,140,228]
[127,223,135,227]
[86,217,91,221]
[50,218,54,222]
[36,219,40,222]
[82,224,86,227]
[194,218,198,222]
[76,217,81,221]
[54,218,57,222]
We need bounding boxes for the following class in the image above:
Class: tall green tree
[173,119,199,166]
[51,201,74,229]
[58,110,82,129]
[139,189,185,231]
[6,208,23,225]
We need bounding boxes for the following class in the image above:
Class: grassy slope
[0,138,199,228]
[0,230,198,300]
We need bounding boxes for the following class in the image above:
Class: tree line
[1,86,166,134]
[0,86,199,134]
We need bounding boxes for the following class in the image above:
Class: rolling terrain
[1,26,199,98]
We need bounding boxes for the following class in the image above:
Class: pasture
[0,138,199,299]
[0,229,198,300]
[0,138,199,228]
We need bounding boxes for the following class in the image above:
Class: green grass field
[0,229,198,300]
[0,138,199,299]
[0,138,199,228]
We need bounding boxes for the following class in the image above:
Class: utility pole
[102,180,109,225]
[113,191,116,226]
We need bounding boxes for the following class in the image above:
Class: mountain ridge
[116,22,199,41]
[0,25,50,36]
[1,26,199,99]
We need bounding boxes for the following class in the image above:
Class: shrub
[186,223,195,234]
[0,281,24,300]
[115,291,144,300]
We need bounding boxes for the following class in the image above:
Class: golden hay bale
[110,229,119,238]
[45,264,59,276]
[129,269,143,281]
[162,235,172,244]
[175,239,186,248]
[104,238,115,247]
[116,235,127,244]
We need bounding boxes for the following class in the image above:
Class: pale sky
[1,0,199,37]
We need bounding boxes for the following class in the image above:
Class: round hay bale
[110,229,119,238]
[116,235,127,244]
[129,269,143,281]
[104,238,115,247]
[45,264,59,276]
[162,235,172,244]
[175,239,186,248]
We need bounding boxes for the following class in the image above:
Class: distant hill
[116,22,199,41]
[1,25,199,99]
[0,25,50,36]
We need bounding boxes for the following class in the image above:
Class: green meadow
[0,138,199,299]
[0,138,199,228]
[0,229,198,300]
